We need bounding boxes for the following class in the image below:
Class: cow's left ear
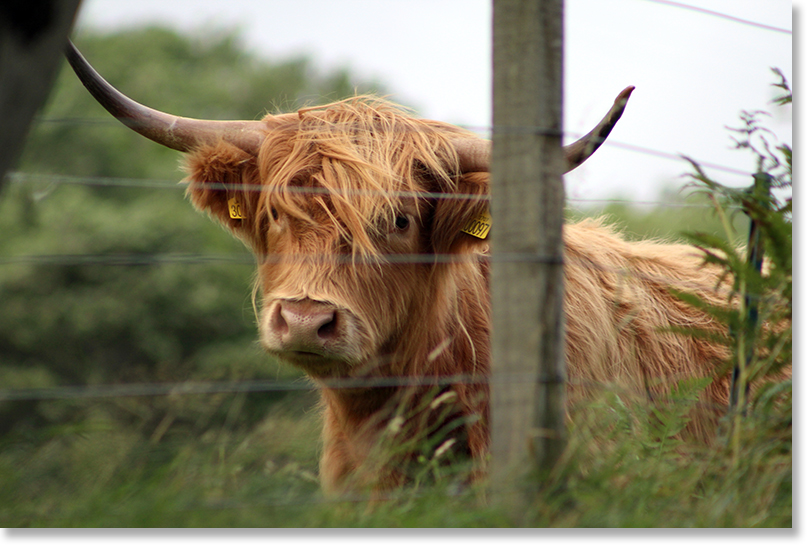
[430,171,491,255]
[184,141,265,251]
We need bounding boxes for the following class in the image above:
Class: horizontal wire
[8,478,478,519]
[0,253,254,266]
[642,0,793,34]
[0,252,563,267]
[1,247,770,302]
[599,139,752,176]
[4,169,753,204]
[4,172,491,202]
[0,371,742,411]
[5,171,187,190]
[566,196,730,208]
[0,373,479,402]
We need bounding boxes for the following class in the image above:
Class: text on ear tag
[228,197,245,219]
[460,210,491,239]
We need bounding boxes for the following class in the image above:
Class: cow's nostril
[317,312,338,340]
[271,303,289,335]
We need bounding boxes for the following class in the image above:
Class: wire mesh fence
[0,0,792,523]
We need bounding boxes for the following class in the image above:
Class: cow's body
[64,43,733,493]
[183,98,729,492]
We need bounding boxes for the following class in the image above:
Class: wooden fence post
[490,0,567,493]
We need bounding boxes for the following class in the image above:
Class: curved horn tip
[618,85,635,101]
[612,86,635,112]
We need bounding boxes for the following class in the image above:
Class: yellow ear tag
[228,197,245,219]
[460,210,492,239]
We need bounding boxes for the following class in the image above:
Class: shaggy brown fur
[184,96,732,493]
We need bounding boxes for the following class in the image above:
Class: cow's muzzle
[261,298,360,374]
[270,298,338,350]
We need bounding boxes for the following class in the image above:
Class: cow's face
[185,98,490,379]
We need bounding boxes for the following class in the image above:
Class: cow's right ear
[184,141,265,250]
[430,171,491,255]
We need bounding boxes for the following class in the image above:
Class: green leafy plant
[675,69,792,457]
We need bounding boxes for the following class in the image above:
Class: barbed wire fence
[0,0,792,516]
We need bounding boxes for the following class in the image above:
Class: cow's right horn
[65,40,266,155]
[453,85,634,174]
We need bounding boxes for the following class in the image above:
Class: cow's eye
[271,207,279,221]
[393,215,410,232]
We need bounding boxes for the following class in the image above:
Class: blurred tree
[0,26,384,435]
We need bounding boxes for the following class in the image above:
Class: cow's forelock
[255,96,474,258]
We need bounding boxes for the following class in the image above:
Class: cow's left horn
[64,40,266,155]
[453,85,634,174]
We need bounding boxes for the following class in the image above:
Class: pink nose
[269,298,339,352]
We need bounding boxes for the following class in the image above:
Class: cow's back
[561,219,731,440]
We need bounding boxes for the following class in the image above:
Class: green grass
[0,386,791,527]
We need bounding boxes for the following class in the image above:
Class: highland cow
[66,42,731,493]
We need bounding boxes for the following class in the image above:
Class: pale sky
[71,0,793,203]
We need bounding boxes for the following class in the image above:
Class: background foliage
[0,27,791,527]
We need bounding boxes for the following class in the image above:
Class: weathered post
[490,0,567,493]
